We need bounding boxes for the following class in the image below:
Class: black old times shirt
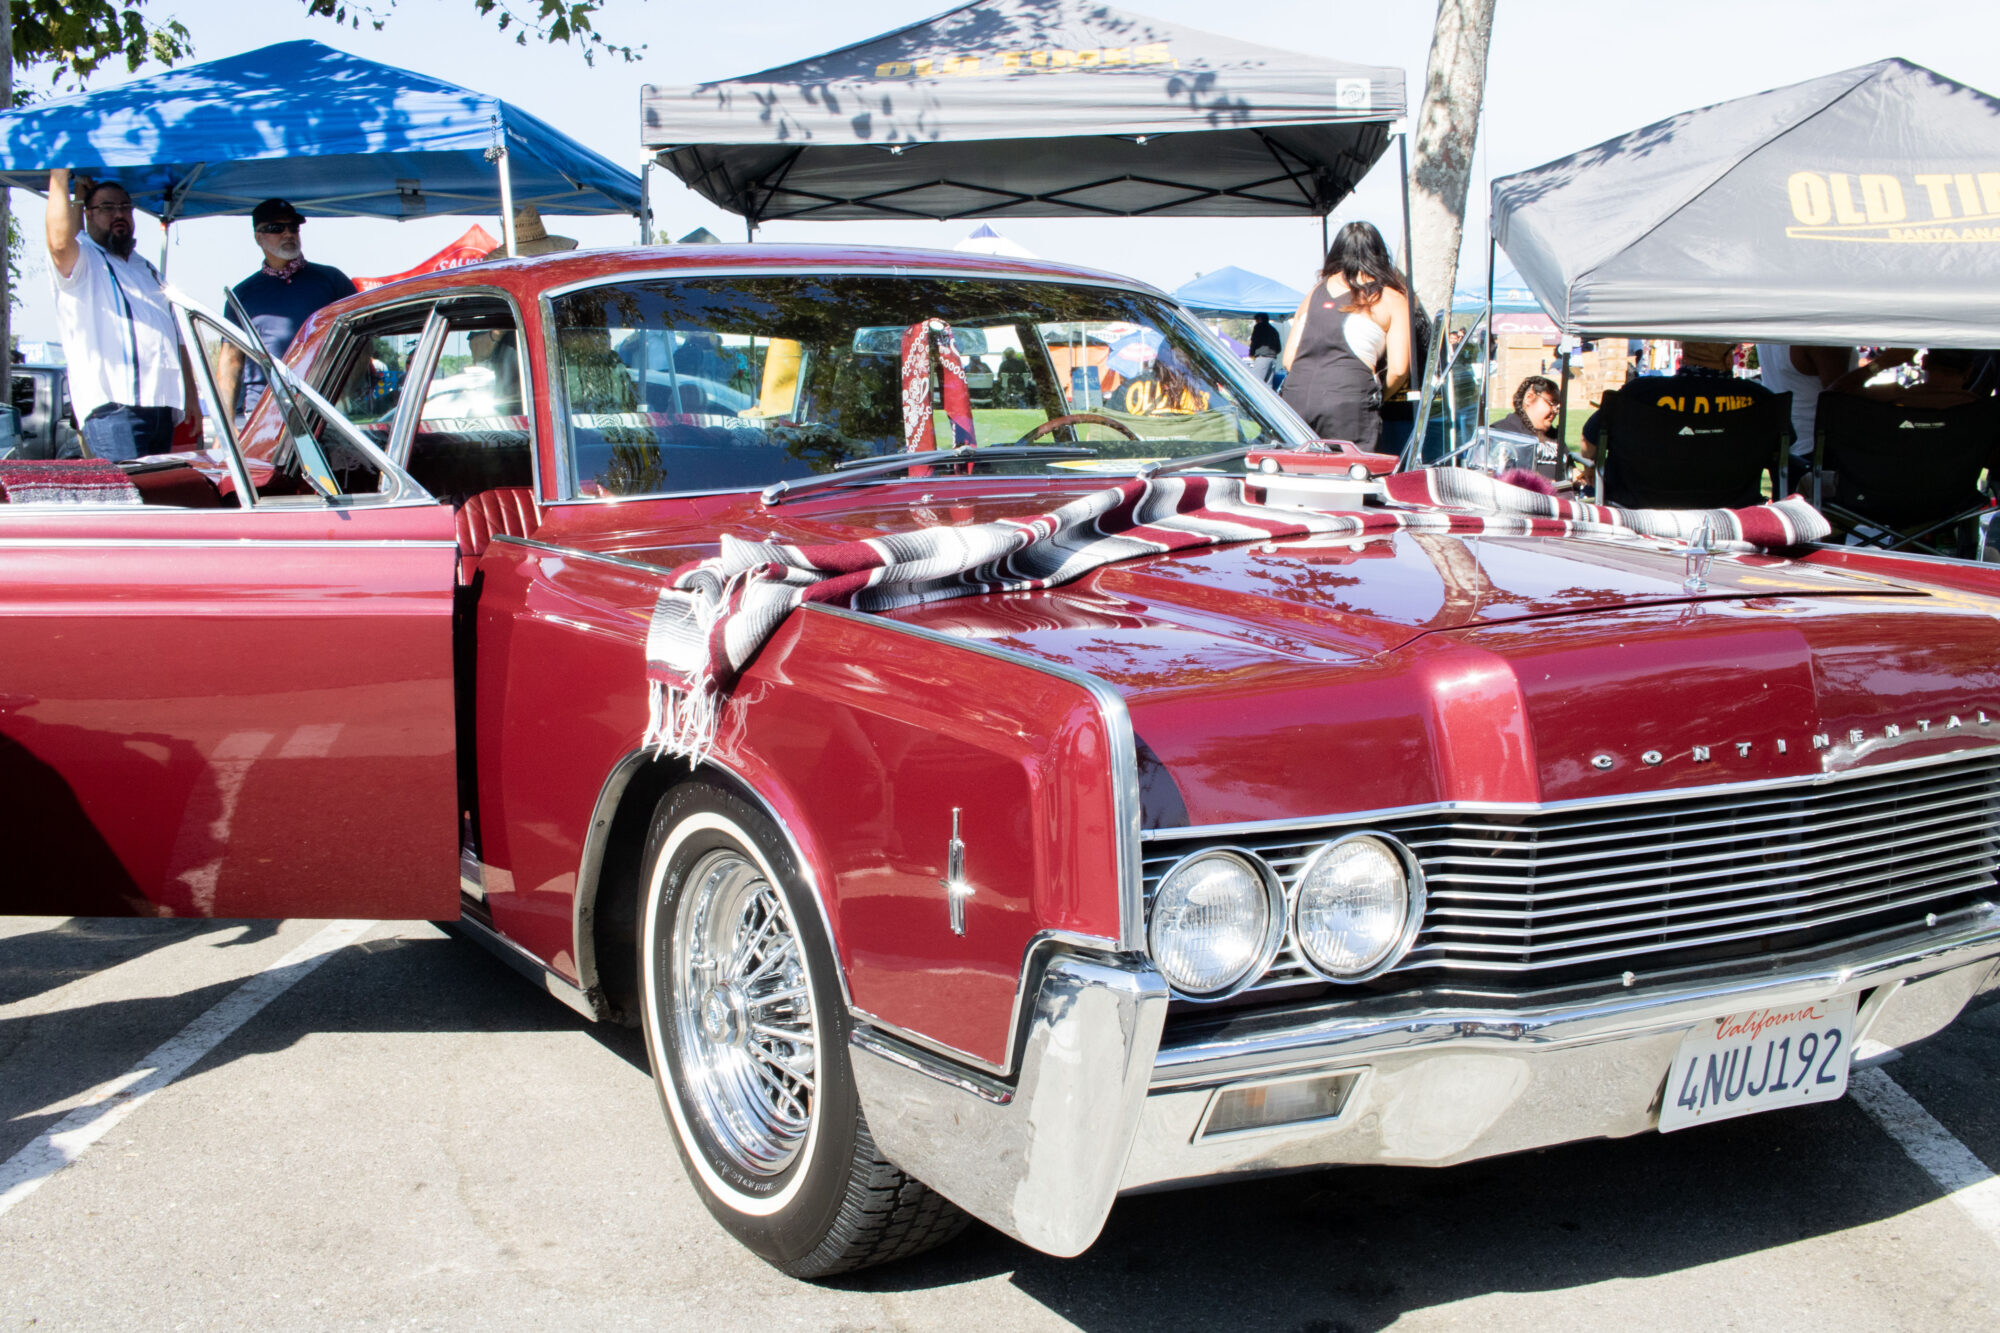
[227,261,358,412]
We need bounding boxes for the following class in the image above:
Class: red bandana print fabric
[639,467,1829,762]
[0,459,142,505]
[899,319,978,456]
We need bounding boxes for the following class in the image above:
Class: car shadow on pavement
[0,917,276,1009]
[842,1091,1954,1332]
[0,927,574,1163]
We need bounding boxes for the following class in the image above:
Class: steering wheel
[1014,413,1141,445]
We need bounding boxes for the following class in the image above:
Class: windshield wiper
[1137,445,1255,477]
[761,444,1097,506]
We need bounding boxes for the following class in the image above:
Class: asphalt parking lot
[1,915,1995,1332]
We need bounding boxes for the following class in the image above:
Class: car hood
[880,529,2000,827]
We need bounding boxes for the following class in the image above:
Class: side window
[184,304,418,505]
[326,326,429,446]
[402,308,533,504]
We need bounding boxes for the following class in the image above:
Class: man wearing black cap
[216,199,356,422]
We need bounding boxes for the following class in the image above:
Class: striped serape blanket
[1381,466,1825,547]
[641,467,1829,762]
[0,459,141,506]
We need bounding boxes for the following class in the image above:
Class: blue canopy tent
[0,41,643,256]
[1451,262,1542,315]
[1171,266,1306,317]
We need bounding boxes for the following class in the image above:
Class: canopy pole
[498,152,518,257]
[156,163,206,275]
[1556,347,1572,440]
[488,115,519,257]
[1478,234,1495,430]
[1320,211,1329,257]
[639,161,653,244]
[1397,131,1415,314]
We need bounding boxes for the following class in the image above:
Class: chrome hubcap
[670,849,816,1177]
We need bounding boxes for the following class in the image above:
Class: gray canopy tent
[1489,58,2000,347]
[641,0,1404,234]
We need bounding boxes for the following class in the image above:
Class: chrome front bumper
[848,903,2000,1257]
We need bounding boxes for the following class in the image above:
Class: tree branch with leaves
[12,0,641,88]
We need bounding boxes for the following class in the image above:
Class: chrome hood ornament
[1683,517,1716,594]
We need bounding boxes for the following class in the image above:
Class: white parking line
[1851,1066,2000,1248]
[0,918,375,1221]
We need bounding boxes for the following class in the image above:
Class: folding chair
[1811,392,2000,558]
[1595,382,1793,510]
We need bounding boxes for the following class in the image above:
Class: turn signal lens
[1294,835,1417,979]
[1148,852,1276,996]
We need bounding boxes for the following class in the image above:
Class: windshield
[548,274,1312,498]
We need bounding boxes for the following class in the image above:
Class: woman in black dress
[1279,222,1413,449]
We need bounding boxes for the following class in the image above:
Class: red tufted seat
[454,487,544,581]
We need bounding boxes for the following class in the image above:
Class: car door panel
[0,494,460,920]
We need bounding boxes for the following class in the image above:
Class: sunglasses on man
[257,222,303,235]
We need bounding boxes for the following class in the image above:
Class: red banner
[354,225,499,291]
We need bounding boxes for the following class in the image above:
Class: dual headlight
[1147,834,1421,998]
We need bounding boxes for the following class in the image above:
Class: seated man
[1594,341,1792,509]
[1826,346,1978,410]
[1812,349,2000,549]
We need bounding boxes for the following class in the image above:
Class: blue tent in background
[1172,266,1307,317]
[0,41,641,239]
[1451,260,1543,314]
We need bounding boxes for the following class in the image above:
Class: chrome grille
[1142,752,2000,992]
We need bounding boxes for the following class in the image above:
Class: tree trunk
[2,1,12,367]
[1408,0,1495,325]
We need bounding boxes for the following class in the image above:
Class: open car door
[0,291,461,919]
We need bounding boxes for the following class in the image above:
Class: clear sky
[11,0,1999,344]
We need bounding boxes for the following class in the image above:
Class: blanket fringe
[642,679,721,770]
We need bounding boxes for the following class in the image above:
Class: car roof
[327,241,1170,313]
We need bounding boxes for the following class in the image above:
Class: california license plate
[1657,995,1858,1132]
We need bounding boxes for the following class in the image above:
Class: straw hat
[483,205,578,258]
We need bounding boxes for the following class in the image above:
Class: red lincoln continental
[3,245,1998,1278]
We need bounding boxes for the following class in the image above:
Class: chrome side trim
[562,748,849,1014]
[1137,741,2000,842]
[0,537,461,548]
[491,532,672,578]
[849,952,1168,1257]
[449,910,604,1022]
[801,601,1142,950]
[538,479,1081,511]
[568,745,656,1013]
[458,843,486,903]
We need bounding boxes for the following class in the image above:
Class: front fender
[716,603,1138,1072]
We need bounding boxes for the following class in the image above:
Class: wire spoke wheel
[640,784,969,1275]
[671,848,817,1177]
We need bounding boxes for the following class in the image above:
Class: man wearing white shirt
[44,168,187,460]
